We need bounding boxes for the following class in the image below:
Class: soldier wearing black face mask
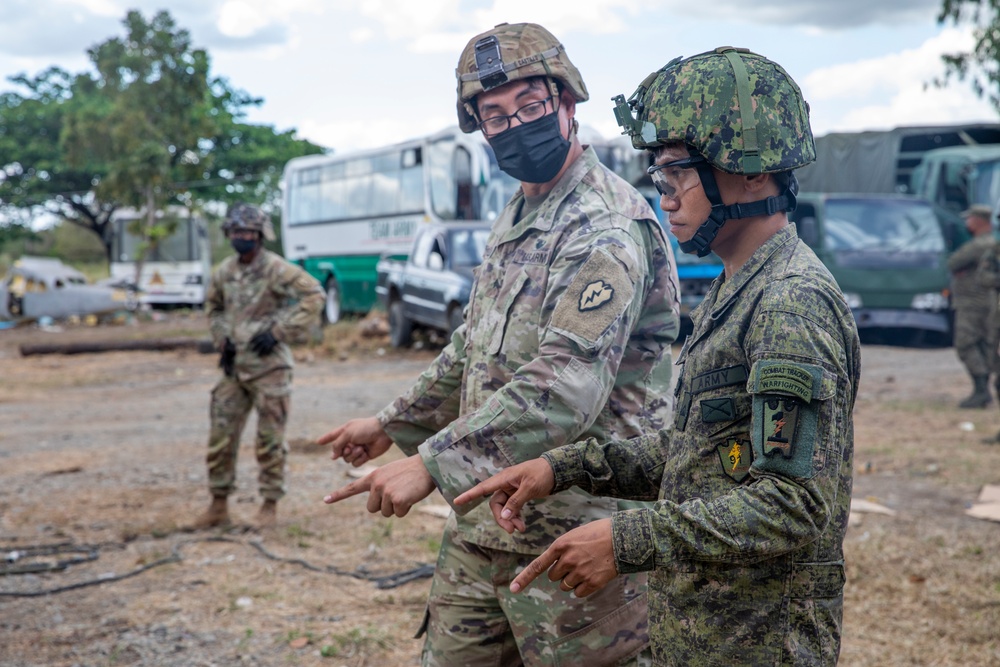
[317,21,681,667]
[192,203,323,532]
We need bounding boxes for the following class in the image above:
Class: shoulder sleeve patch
[550,248,635,349]
[748,359,823,402]
[748,360,830,480]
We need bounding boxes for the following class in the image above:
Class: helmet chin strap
[677,155,799,257]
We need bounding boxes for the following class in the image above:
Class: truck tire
[323,277,341,324]
[389,299,413,348]
[448,303,464,335]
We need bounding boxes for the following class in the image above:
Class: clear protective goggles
[647,155,705,199]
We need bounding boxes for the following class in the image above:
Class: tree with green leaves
[938,1,1000,109]
[0,9,323,268]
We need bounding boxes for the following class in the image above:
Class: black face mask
[231,238,258,256]
[488,113,571,184]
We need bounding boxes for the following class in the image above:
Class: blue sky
[0,0,997,153]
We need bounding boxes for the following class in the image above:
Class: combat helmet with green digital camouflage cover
[613,46,816,174]
[612,47,815,255]
[455,22,588,133]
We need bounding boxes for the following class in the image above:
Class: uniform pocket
[486,270,532,357]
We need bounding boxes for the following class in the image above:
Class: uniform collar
[493,146,599,244]
[710,223,799,319]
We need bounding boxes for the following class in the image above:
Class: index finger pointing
[510,548,559,594]
[323,476,372,504]
[454,476,508,506]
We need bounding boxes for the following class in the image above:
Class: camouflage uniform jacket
[207,249,323,382]
[377,147,681,554]
[544,224,861,665]
[948,234,996,310]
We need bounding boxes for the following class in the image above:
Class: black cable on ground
[0,535,434,597]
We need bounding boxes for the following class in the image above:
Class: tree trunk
[20,337,215,357]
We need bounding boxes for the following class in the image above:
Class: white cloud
[217,1,269,38]
[296,112,455,153]
[803,27,998,134]
[350,27,375,43]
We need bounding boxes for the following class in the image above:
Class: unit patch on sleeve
[748,359,827,480]
[550,247,635,348]
[716,436,753,482]
[579,280,614,311]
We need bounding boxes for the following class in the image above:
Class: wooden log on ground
[20,337,215,357]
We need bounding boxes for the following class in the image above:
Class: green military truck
[790,193,952,345]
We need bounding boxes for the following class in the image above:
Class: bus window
[454,147,477,220]
[429,138,458,220]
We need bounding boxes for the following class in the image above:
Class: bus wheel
[448,303,464,335]
[389,299,413,348]
[323,277,341,324]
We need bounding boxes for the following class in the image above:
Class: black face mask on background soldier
[488,113,571,183]
[231,237,259,256]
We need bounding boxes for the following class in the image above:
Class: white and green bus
[281,127,516,323]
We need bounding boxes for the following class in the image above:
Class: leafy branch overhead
[0,9,324,262]
[937,0,1000,110]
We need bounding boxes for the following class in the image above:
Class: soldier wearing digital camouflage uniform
[456,47,861,666]
[319,22,680,667]
[193,203,323,530]
[973,220,1000,441]
[947,204,997,408]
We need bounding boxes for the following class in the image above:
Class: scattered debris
[850,498,897,516]
[417,505,452,519]
[345,465,378,479]
[966,484,1000,523]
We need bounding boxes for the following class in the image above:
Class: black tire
[323,277,341,324]
[447,303,465,335]
[389,299,413,348]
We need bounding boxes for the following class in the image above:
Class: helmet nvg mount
[613,47,816,256]
[223,202,275,241]
[455,22,589,134]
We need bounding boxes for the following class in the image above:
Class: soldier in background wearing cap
[192,202,323,530]
[947,203,998,408]
[319,22,680,666]
[457,47,861,665]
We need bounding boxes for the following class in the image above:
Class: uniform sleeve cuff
[612,508,656,574]
[540,445,586,494]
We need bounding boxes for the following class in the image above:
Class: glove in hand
[219,338,236,377]
[249,329,279,356]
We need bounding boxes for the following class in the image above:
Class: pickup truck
[375,221,492,347]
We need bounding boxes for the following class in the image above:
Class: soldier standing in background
[973,213,1000,441]
[192,203,323,530]
[457,47,861,666]
[948,204,997,409]
[319,22,681,667]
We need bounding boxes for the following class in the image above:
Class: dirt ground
[1,312,999,667]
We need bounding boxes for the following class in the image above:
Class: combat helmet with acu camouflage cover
[613,46,816,256]
[222,202,275,241]
[455,22,589,134]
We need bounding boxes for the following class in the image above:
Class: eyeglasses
[647,155,705,199]
[478,96,557,137]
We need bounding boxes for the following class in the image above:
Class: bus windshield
[114,218,204,263]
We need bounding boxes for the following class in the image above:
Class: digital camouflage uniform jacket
[544,224,861,666]
[377,147,681,554]
[207,249,323,382]
[948,234,997,311]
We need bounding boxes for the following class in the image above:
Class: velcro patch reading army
[551,248,634,348]
[717,436,753,482]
